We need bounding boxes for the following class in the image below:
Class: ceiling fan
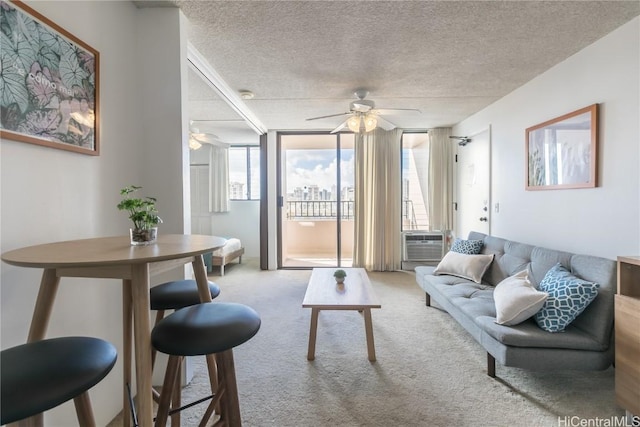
[306,89,420,133]
[189,124,228,150]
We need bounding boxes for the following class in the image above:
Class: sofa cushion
[528,247,573,287]
[445,285,496,319]
[451,238,484,254]
[568,255,616,346]
[494,270,548,326]
[434,251,494,283]
[534,264,599,333]
[469,232,534,286]
[476,316,607,351]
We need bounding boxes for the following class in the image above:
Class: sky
[285,149,355,194]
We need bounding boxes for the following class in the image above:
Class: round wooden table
[2,234,227,427]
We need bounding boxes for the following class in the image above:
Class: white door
[456,127,491,238]
[190,164,213,235]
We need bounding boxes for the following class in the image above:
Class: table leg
[27,268,59,342]
[363,308,376,362]
[307,308,320,361]
[130,264,153,427]
[193,254,213,302]
[122,280,133,427]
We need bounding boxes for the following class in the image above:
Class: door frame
[454,126,492,238]
[259,133,268,270]
[276,131,348,269]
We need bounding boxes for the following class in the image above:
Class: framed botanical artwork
[0,0,100,155]
[526,104,598,190]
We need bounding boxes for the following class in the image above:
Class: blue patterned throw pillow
[450,238,484,255]
[534,263,599,333]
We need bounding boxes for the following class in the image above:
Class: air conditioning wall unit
[402,231,445,262]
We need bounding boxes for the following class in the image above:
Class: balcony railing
[286,199,419,223]
[402,199,417,229]
[287,201,354,220]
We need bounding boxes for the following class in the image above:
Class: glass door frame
[276,131,349,269]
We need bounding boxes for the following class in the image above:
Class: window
[401,132,430,230]
[229,145,261,200]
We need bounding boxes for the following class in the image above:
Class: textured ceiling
[166,1,640,141]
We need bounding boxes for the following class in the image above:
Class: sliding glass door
[278,133,354,268]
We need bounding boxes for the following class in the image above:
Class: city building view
[287,184,355,220]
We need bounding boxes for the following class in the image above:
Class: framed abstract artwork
[526,104,598,190]
[0,0,100,155]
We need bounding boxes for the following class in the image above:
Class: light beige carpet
[110,259,622,426]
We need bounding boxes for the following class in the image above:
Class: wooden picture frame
[0,0,100,155]
[526,104,598,190]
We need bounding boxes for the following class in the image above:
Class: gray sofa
[414,231,616,378]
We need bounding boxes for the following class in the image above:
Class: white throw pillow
[433,251,494,284]
[494,270,548,326]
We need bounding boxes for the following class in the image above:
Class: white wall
[0,2,187,425]
[136,7,191,287]
[209,201,261,256]
[453,17,640,259]
[137,8,191,237]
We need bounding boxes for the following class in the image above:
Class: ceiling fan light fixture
[189,137,202,150]
[347,116,361,133]
[346,114,378,133]
[363,114,377,132]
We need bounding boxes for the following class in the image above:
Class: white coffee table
[302,268,381,361]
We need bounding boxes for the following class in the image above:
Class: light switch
[494,203,500,213]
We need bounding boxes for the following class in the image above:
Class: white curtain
[209,145,230,213]
[427,128,453,231]
[353,128,402,271]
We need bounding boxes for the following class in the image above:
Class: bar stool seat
[151,302,260,426]
[0,336,117,425]
[150,279,221,310]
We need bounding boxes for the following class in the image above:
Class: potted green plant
[333,269,347,284]
[117,185,162,246]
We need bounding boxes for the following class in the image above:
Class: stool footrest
[169,393,215,416]
[126,383,139,427]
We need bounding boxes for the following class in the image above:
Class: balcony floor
[283,255,353,268]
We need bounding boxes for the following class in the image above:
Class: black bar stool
[151,302,260,427]
[1,336,117,425]
[123,279,221,427]
[149,279,221,367]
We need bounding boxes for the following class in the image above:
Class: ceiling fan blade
[375,116,398,131]
[192,133,229,146]
[374,108,421,115]
[330,119,349,134]
[306,112,352,121]
[193,134,212,142]
[191,130,221,139]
